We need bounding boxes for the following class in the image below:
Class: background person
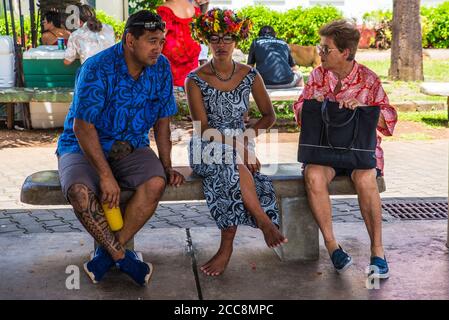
[247,25,304,89]
[64,4,116,65]
[41,11,71,45]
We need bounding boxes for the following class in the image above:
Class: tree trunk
[389,0,424,81]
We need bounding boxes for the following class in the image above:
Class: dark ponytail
[79,4,102,33]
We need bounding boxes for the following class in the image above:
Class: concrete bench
[420,82,449,121]
[20,163,386,262]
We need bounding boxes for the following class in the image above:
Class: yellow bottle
[102,204,124,231]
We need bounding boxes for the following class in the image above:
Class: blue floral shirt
[56,42,177,156]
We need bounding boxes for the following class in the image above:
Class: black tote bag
[298,99,380,169]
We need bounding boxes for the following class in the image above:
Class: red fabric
[293,61,398,174]
[157,6,201,87]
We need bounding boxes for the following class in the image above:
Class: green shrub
[362,2,449,49]
[237,5,342,53]
[96,10,125,40]
[128,0,163,15]
[0,16,39,49]
[422,1,449,48]
[362,9,392,26]
[236,6,283,54]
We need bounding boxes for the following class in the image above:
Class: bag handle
[324,111,360,151]
[320,99,358,128]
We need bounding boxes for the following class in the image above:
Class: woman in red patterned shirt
[293,20,397,279]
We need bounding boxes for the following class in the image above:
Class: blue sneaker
[83,246,115,284]
[330,246,353,273]
[369,256,389,279]
[116,250,154,286]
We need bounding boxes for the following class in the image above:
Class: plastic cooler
[23,46,80,128]
[0,36,15,88]
[23,45,80,88]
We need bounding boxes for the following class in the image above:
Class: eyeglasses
[316,45,339,56]
[208,35,235,44]
[126,21,166,32]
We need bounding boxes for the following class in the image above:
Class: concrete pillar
[273,196,319,261]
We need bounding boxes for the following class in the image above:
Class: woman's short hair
[319,19,360,61]
[43,11,61,28]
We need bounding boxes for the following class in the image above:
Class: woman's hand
[339,98,367,110]
[236,141,261,174]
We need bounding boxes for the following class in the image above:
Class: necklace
[210,59,236,82]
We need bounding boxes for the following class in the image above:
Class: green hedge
[363,1,449,48]
[0,16,38,48]
[237,5,342,53]
[128,0,163,15]
[96,10,125,40]
[421,1,449,48]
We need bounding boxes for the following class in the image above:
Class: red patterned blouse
[157,6,201,87]
[293,61,398,174]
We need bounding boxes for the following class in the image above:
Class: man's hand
[165,168,185,187]
[339,98,367,110]
[100,174,121,209]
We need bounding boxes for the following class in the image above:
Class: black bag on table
[298,98,380,169]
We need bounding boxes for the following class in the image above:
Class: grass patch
[398,110,448,127]
[338,59,448,104]
[398,133,433,140]
[359,59,449,82]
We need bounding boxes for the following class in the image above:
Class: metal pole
[2,0,9,35]
[17,0,25,48]
[29,0,36,48]
[8,0,18,47]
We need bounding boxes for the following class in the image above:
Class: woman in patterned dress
[186,9,287,277]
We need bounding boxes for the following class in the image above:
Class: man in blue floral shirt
[56,10,184,286]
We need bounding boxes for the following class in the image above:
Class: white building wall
[95,0,128,20]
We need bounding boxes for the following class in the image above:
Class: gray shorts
[58,147,166,200]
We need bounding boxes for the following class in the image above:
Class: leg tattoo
[68,184,124,260]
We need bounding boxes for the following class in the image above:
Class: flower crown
[191,8,252,44]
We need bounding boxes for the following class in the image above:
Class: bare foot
[260,222,288,248]
[200,248,233,277]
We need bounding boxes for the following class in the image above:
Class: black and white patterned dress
[187,68,280,230]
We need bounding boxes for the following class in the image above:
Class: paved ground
[0,136,447,300]
[0,221,447,300]
[0,138,447,234]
